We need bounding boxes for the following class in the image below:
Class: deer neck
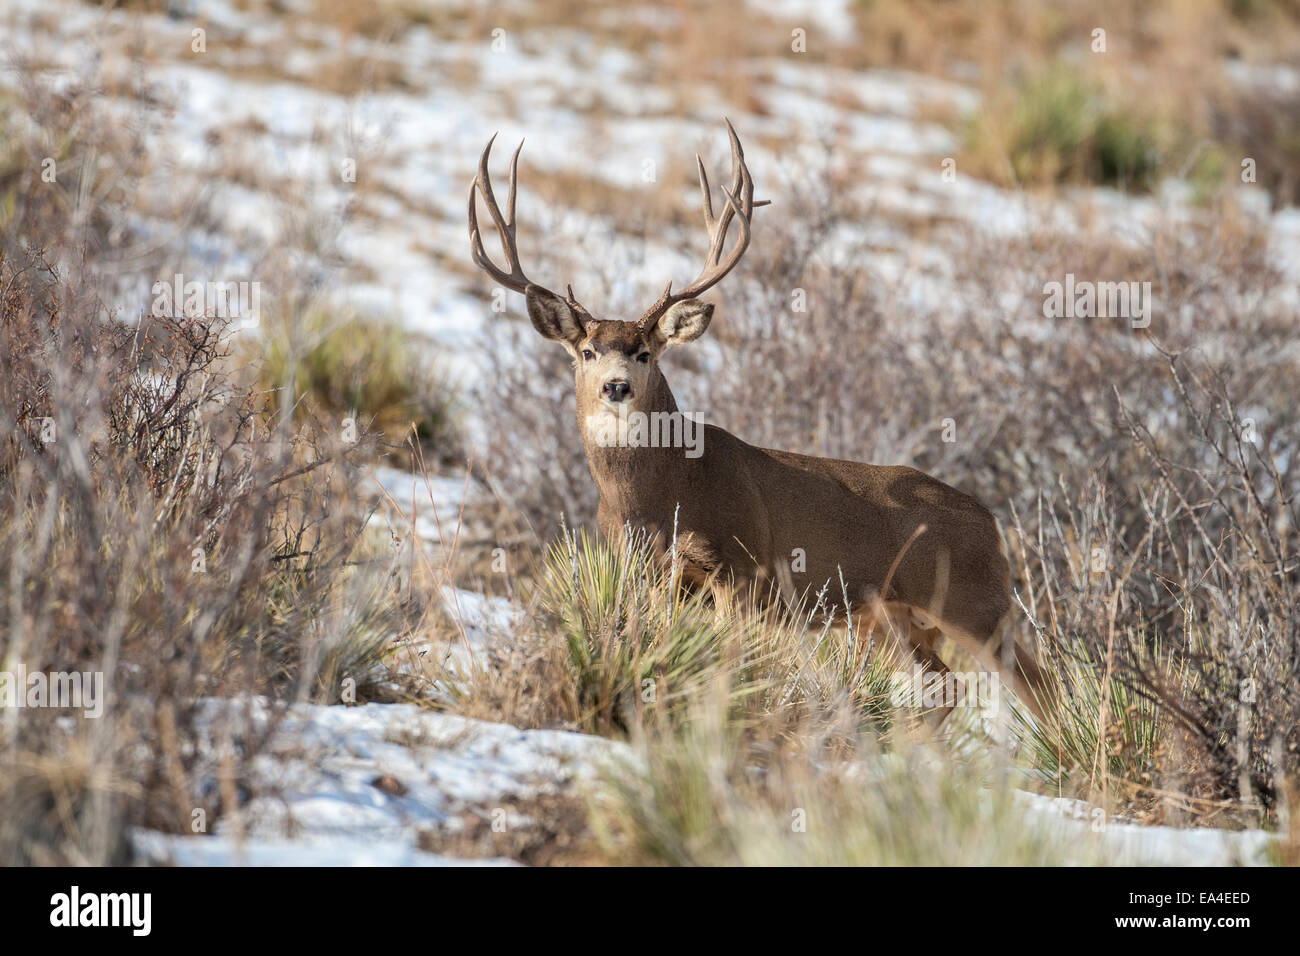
[577,369,694,519]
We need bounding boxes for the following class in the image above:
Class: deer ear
[653,300,714,347]
[526,286,586,348]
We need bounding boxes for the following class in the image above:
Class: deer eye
[582,349,595,361]
[636,352,650,363]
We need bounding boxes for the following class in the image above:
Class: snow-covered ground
[380,585,521,696]
[130,698,1279,866]
[132,700,627,866]
[366,465,486,550]
[1014,792,1277,867]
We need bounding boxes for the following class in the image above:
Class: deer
[467,120,1058,725]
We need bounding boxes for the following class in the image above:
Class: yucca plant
[537,528,752,735]
[246,544,409,705]
[1011,633,1171,801]
[792,587,904,733]
[538,527,919,738]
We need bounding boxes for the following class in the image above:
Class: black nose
[602,380,631,402]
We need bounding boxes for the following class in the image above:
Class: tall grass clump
[592,695,1105,866]
[537,528,744,735]
[1009,628,1173,802]
[258,304,460,457]
[966,66,1170,192]
[442,524,906,741]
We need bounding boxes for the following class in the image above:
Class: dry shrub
[476,313,598,537]
[1013,352,1299,821]
[0,247,396,862]
[0,63,413,862]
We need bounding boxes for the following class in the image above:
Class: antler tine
[475,136,511,259]
[636,282,675,333]
[636,119,767,332]
[566,284,596,325]
[506,139,521,231]
[706,118,750,267]
[468,133,555,297]
[696,155,716,232]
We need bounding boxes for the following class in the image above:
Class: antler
[565,284,596,325]
[636,118,769,332]
[468,134,565,302]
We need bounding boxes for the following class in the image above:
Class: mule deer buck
[467,121,1057,724]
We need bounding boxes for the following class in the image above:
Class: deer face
[525,286,712,416]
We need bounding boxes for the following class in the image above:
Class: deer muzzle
[602,380,632,402]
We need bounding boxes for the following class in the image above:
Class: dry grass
[588,700,1108,866]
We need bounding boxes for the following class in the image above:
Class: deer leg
[873,603,955,727]
[904,621,956,728]
[933,621,1058,726]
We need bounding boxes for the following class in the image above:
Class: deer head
[467,120,765,430]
